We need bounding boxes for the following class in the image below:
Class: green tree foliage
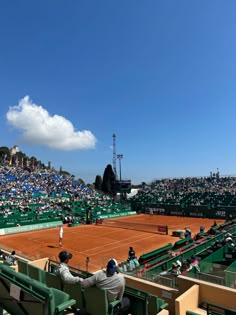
[0,147,45,169]
[29,156,37,166]
[78,178,85,185]
[0,146,10,163]
[59,170,71,176]
[102,164,116,194]
[94,175,103,190]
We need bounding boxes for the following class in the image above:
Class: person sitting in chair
[127,246,139,269]
[54,251,84,284]
[4,251,17,265]
[128,247,136,261]
[82,258,130,314]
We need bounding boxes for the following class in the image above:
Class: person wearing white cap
[82,258,130,314]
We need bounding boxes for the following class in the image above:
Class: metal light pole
[86,256,90,272]
[117,154,123,181]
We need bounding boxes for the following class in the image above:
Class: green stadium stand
[45,271,85,312]
[83,286,121,315]
[18,260,86,313]
[47,259,169,315]
[17,259,29,275]
[0,264,76,315]
[28,263,46,283]
[148,294,169,313]
[63,282,85,312]
[225,260,236,287]
[45,271,63,290]
[186,311,201,315]
[4,255,171,314]
[142,228,236,282]
[186,310,201,315]
[125,285,168,315]
[172,237,191,250]
[139,243,173,265]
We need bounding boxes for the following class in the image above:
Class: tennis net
[99,219,168,235]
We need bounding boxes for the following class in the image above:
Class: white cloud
[6,96,97,150]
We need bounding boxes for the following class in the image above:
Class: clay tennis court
[0,214,224,272]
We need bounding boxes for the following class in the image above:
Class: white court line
[66,232,165,258]
[169,222,201,230]
[64,232,149,253]
[67,226,150,242]
[47,224,172,257]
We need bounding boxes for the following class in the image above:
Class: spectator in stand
[224,233,235,248]
[180,260,192,275]
[128,247,136,261]
[200,225,205,233]
[54,251,84,284]
[190,255,200,273]
[127,246,139,269]
[0,249,4,259]
[170,261,182,276]
[82,258,130,315]
[184,228,192,238]
[4,250,17,265]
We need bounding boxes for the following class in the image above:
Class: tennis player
[59,224,63,247]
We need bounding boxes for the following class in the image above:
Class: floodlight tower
[112,133,117,179]
[117,154,123,181]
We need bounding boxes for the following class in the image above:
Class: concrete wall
[0,220,62,235]
[175,284,199,315]
[178,275,236,309]
[125,274,179,315]
[158,309,169,315]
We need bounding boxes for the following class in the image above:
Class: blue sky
[1,1,236,184]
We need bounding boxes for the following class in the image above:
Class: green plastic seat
[84,286,120,315]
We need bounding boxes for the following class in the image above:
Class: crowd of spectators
[0,166,96,201]
[0,166,130,225]
[0,166,98,219]
[132,174,236,208]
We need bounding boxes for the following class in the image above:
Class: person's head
[172,262,178,269]
[11,251,15,255]
[58,251,72,263]
[106,258,119,275]
[130,247,133,251]
[176,260,182,267]
[186,258,192,264]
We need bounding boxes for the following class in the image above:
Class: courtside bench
[139,243,173,265]
[0,264,76,315]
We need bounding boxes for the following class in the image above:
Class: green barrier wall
[99,211,136,219]
[0,220,62,235]
[225,260,236,288]
[225,261,236,288]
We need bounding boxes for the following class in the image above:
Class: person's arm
[82,274,97,288]
[60,268,83,284]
